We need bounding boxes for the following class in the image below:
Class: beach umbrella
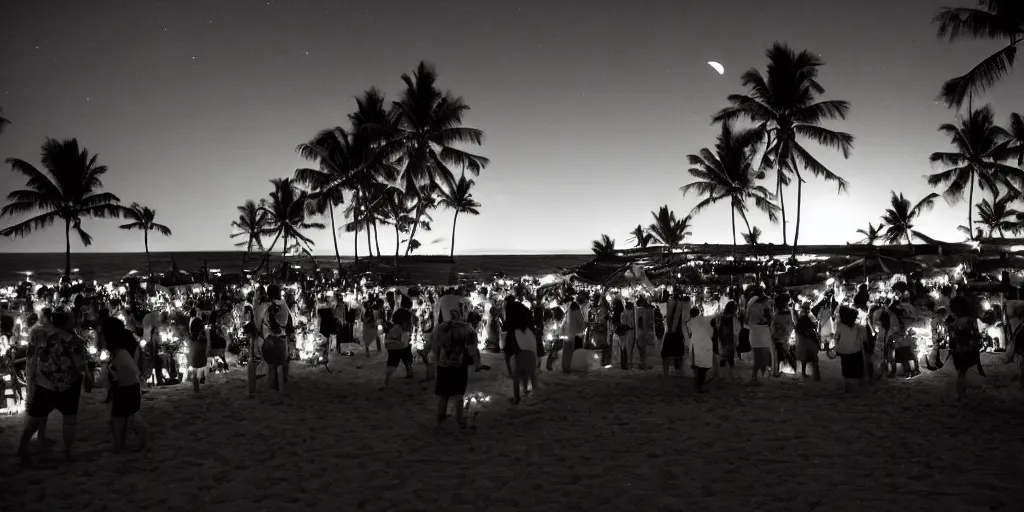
[836,256,927,279]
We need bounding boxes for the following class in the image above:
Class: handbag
[261,335,287,366]
[737,327,752,354]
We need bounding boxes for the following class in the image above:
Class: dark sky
[0,0,1021,255]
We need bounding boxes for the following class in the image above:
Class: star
[304,51,309,55]
[191,56,196,60]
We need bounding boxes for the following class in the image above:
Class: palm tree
[256,178,325,279]
[855,222,885,245]
[0,106,10,135]
[998,112,1024,167]
[743,226,763,246]
[958,224,989,240]
[0,138,124,277]
[648,205,692,252]
[880,191,940,245]
[591,234,616,259]
[682,122,780,253]
[349,88,403,262]
[119,203,172,276]
[627,224,655,248]
[933,1,1024,109]
[975,194,1021,236]
[927,105,1024,229]
[230,200,268,254]
[295,127,356,270]
[389,61,489,255]
[712,43,854,248]
[437,175,481,259]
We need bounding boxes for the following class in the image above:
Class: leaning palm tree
[880,191,940,245]
[437,175,481,259]
[0,106,10,135]
[855,222,885,245]
[743,226,763,246]
[933,1,1024,109]
[591,234,617,260]
[975,194,1021,237]
[0,138,124,277]
[648,205,692,252]
[682,122,780,253]
[295,127,357,270]
[927,105,1024,229]
[712,43,854,249]
[389,62,489,255]
[255,178,325,279]
[119,203,172,276]
[627,224,655,248]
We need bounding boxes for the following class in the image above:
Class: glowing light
[707,61,725,74]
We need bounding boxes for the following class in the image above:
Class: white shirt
[434,294,466,325]
[514,328,538,353]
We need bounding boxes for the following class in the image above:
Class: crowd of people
[2,272,1023,466]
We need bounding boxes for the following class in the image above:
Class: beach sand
[2,351,1023,512]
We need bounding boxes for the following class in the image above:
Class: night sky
[0,0,1021,255]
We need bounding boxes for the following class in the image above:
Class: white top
[256,299,292,338]
[514,328,538,353]
[434,294,466,325]
[834,323,865,355]
[109,348,140,387]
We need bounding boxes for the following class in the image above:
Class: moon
[708,61,725,75]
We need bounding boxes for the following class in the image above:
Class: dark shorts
[840,351,865,379]
[386,346,414,367]
[573,336,584,351]
[894,346,916,363]
[435,366,469,396]
[28,383,83,418]
[661,332,685,359]
[952,351,981,372]
[111,383,142,417]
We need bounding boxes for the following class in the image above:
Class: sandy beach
[2,351,1023,512]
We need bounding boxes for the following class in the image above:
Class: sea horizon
[0,251,594,286]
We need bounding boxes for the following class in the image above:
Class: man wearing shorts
[15,311,85,464]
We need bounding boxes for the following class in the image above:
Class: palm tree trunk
[729,204,737,254]
[778,179,788,246]
[144,229,152,277]
[372,222,382,258]
[64,219,71,279]
[282,234,289,281]
[450,211,460,259]
[353,193,360,265]
[792,172,803,254]
[395,224,401,269]
[365,221,373,258]
[329,205,342,271]
[969,172,976,239]
[253,231,282,276]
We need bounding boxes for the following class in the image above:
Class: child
[419,315,436,382]
[381,308,414,389]
[106,326,149,452]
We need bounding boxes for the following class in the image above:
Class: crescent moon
[708,61,725,75]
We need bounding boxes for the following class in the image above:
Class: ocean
[0,252,593,285]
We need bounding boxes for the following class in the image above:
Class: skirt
[894,346,916,363]
[435,366,469,396]
[514,350,538,373]
[189,341,208,368]
[840,351,865,379]
[661,332,685,359]
[752,347,772,371]
[796,335,819,363]
[952,350,981,372]
[111,383,142,417]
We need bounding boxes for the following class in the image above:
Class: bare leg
[454,394,466,427]
[111,415,128,452]
[383,366,395,388]
[61,415,77,460]
[132,412,150,451]
[247,358,257,398]
[436,396,449,423]
[16,416,43,460]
